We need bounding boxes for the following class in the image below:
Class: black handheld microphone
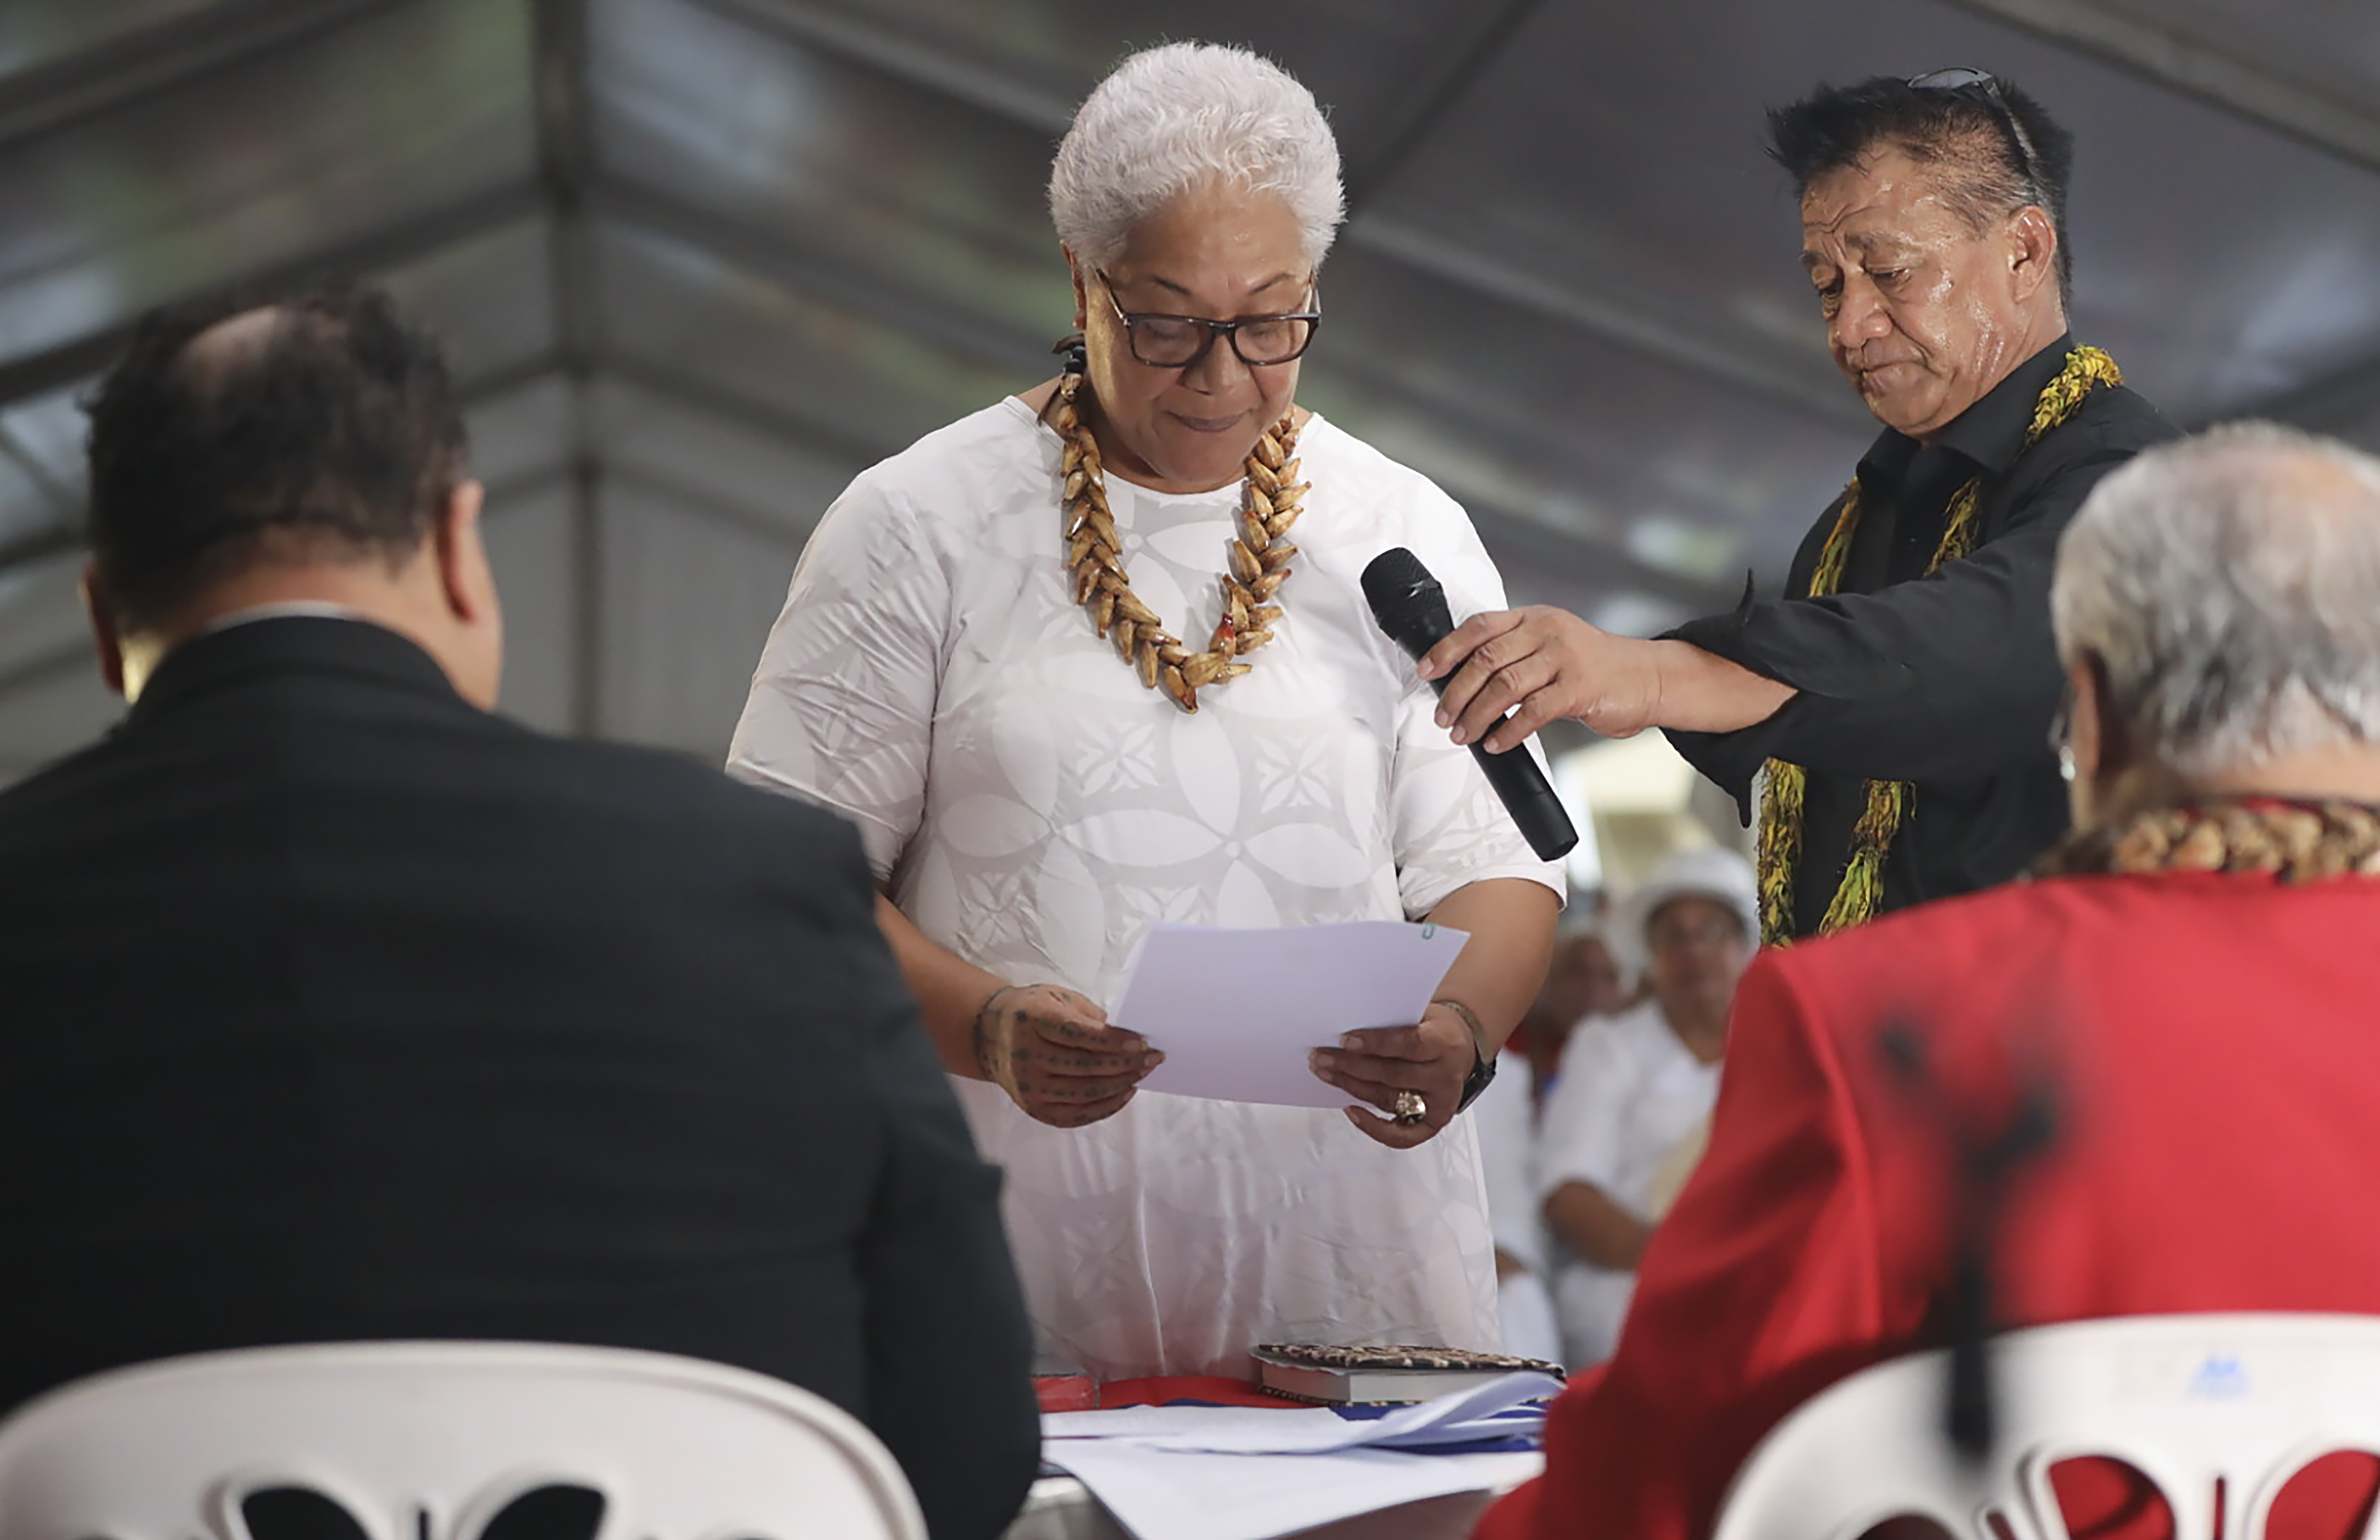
[1361,547,1580,861]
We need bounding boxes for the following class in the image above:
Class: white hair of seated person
[2052,422,2380,779]
[1047,41,1346,272]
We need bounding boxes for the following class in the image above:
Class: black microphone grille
[1360,546,1436,616]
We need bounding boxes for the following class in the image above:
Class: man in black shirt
[1420,72,2175,942]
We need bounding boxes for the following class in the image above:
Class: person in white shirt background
[1474,922,1632,1364]
[1535,847,1756,1367]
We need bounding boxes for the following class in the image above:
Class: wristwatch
[1435,997,1499,1114]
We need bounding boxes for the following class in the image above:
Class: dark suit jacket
[0,616,1038,1540]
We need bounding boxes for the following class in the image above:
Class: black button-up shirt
[1666,336,2178,939]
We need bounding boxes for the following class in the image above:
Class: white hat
[1619,846,1759,958]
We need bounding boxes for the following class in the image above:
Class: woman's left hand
[1309,1001,1477,1150]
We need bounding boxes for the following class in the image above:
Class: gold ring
[1392,1090,1427,1125]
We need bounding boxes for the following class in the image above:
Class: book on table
[1250,1343,1565,1406]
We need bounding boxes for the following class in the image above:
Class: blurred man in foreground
[0,284,1037,1540]
[1476,423,2380,1539]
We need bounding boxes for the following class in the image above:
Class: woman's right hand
[973,983,1163,1128]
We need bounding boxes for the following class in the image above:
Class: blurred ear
[2007,205,2059,307]
[2069,648,2132,781]
[1063,244,1088,332]
[432,480,494,624]
[432,479,505,710]
[80,559,127,698]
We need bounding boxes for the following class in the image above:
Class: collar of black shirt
[1854,331,2079,488]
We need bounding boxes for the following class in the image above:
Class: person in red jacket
[1475,421,2380,1540]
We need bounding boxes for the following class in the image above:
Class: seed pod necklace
[1045,356,1306,714]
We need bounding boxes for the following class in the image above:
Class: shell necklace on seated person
[1047,351,1306,714]
[2035,797,2380,881]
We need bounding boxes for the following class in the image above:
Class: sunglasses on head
[1907,66,2043,200]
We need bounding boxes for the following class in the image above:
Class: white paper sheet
[1042,1373,1559,1455]
[1112,922,1470,1109]
[1045,1406,1345,1442]
[1037,1444,1542,1540]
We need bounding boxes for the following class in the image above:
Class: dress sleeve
[1478,952,1896,1540]
[1664,432,2147,808]
[726,475,948,880]
[1381,489,1570,916]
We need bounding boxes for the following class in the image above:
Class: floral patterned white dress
[729,396,1564,1379]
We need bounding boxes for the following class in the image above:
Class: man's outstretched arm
[1417,609,1794,751]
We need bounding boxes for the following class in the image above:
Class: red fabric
[1476,870,2380,1540]
[1033,1374,1100,1412]
[1096,1375,1291,1408]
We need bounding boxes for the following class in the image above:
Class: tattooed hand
[974,983,1163,1128]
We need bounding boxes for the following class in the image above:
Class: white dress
[728,396,1564,1380]
[1535,1000,1720,1367]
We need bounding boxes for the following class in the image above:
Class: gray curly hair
[1048,42,1345,274]
[2052,421,2380,778]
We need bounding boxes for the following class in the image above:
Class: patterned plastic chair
[1711,1313,2380,1540]
[0,1340,926,1540]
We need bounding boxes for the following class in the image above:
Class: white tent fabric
[4,0,2377,781]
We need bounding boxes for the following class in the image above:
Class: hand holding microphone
[1361,548,1580,861]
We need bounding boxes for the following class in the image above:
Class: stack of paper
[1036,1373,1553,1540]
[1044,1371,1559,1454]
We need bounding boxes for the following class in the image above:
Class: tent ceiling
[4,0,2378,781]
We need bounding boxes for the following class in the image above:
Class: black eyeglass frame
[1094,270,1323,370]
[1906,66,2045,208]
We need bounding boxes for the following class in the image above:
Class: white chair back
[1712,1313,2380,1540]
[0,1340,927,1540]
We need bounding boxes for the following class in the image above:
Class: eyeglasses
[1906,67,2044,204]
[1096,271,1321,369]
[1647,914,1749,952]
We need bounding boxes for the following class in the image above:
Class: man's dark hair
[83,280,468,628]
[1766,74,2076,295]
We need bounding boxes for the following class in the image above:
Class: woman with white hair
[729,43,1560,1381]
[1479,422,2380,1540]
